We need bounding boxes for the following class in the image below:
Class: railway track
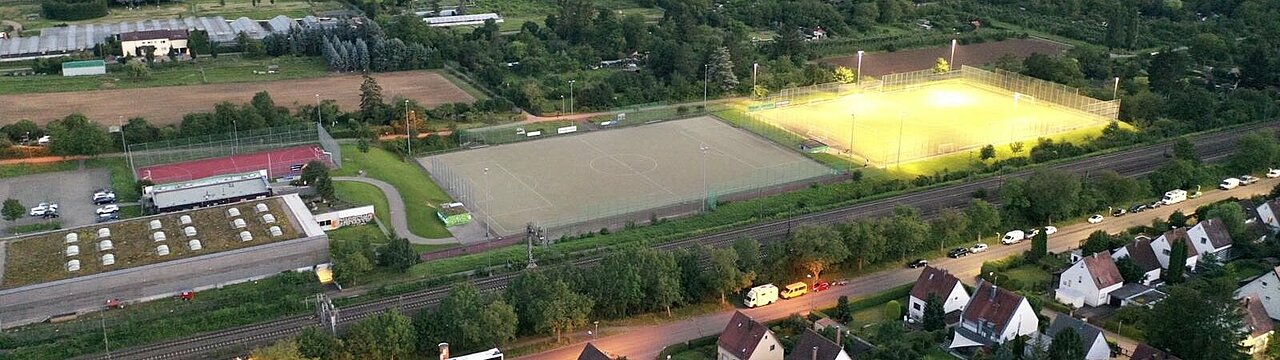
[78,121,1277,360]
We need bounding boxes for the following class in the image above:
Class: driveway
[334,176,462,245]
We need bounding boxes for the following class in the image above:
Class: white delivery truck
[744,284,779,308]
[1162,189,1187,205]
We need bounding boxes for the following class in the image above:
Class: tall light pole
[118,116,134,176]
[752,62,758,88]
[232,118,239,154]
[703,63,710,104]
[949,39,958,70]
[1112,77,1121,99]
[849,113,856,172]
[560,95,565,115]
[856,50,864,84]
[404,100,411,155]
[568,80,576,115]
[315,93,321,124]
[483,167,490,239]
[700,144,710,211]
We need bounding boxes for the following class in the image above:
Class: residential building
[1236,265,1280,320]
[578,343,619,360]
[1257,198,1280,232]
[949,281,1039,350]
[784,330,850,360]
[1111,238,1162,285]
[1150,227,1200,272]
[60,60,106,76]
[1055,252,1124,308]
[120,29,189,57]
[1241,294,1274,355]
[908,266,970,322]
[1130,344,1181,360]
[1186,218,1233,260]
[718,311,783,360]
[1031,316,1111,360]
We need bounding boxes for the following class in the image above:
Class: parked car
[1161,189,1187,205]
[1044,226,1058,235]
[1088,214,1105,224]
[105,299,125,309]
[29,203,57,217]
[812,282,831,292]
[1024,228,1041,240]
[1241,175,1259,185]
[1001,230,1025,245]
[1221,177,1241,190]
[1150,200,1163,209]
[1130,204,1148,213]
[908,258,929,268]
[92,192,116,205]
[1111,208,1126,217]
[970,243,989,253]
[96,213,119,223]
[1268,169,1280,178]
[780,282,808,299]
[96,204,119,214]
[948,247,971,258]
[177,291,197,301]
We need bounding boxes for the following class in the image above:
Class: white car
[29,203,58,216]
[1241,175,1259,185]
[96,204,119,214]
[1044,226,1058,235]
[1001,230,1025,245]
[1088,214,1104,224]
[1024,228,1041,240]
[1221,178,1241,190]
[970,243,989,253]
[1268,169,1280,178]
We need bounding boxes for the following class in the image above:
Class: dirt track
[0,70,475,126]
[821,38,1070,77]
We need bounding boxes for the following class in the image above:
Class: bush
[41,0,107,21]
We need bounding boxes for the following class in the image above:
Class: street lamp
[950,39,958,70]
[560,95,565,115]
[752,62,758,88]
[404,100,411,155]
[593,321,599,339]
[483,167,490,239]
[232,117,239,154]
[315,93,321,124]
[856,50,864,84]
[569,80,576,115]
[1112,77,1121,100]
[703,63,710,104]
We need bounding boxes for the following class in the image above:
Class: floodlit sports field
[754,79,1113,166]
[421,116,835,237]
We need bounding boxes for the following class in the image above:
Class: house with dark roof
[1131,344,1181,360]
[1151,227,1201,272]
[949,280,1039,350]
[1112,238,1162,285]
[1055,252,1124,308]
[1236,265,1280,321]
[784,330,850,360]
[1256,198,1280,233]
[1241,294,1274,355]
[908,266,970,323]
[1030,316,1111,360]
[577,343,619,360]
[718,311,783,360]
[1186,218,1233,260]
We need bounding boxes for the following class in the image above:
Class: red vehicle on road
[812,282,831,292]
[105,299,125,309]
[177,291,196,301]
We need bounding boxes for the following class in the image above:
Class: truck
[1162,189,1187,205]
[744,284,779,308]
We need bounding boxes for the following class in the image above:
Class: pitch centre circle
[589,154,658,176]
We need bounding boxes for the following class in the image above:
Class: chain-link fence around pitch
[456,103,729,147]
[127,123,339,177]
[881,66,1120,121]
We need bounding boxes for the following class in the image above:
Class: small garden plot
[2,198,299,289]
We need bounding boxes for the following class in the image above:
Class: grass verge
[84,157,139,202]
[0,56,328,95]
[334,181,392,228]
[6,221,61,235]
[331,145,453,239]
[0,161,79,178]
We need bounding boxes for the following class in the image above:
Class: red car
[105,299,125,309]
[812,282,831,292]
[177,291,196,301]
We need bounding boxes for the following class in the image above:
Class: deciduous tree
[378,238,419,272]
[786,225,849,282]
[344,311,416,360]
[1146,281,1249,360]
[922,294,945,331]
[2,199,24,222]
[834,66,856,84]
[1048,328,1084,360]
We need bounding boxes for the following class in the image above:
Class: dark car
[947,247,970,258]
[908,259,929,268]
[812,282,831,292]
[1111,208,1127,217]
[1130,204,1148,213]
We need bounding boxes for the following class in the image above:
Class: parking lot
[0,168,112,233]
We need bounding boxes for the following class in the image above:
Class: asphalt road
[522,175,1280,360]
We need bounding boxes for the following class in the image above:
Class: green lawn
[1001,265,1053,292]
[6,221,60,235]
[85,157,140,202]
[0,161,79,178]
[923,347,957,360]
[332,145,453,239]
[327,223,388,243]
[0,56,328,95]
[334,181,392,228]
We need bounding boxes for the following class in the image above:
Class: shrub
[41,0,107,21]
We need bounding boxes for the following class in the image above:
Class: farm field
[0,0,346,32]
[0,56,328,95]
[0,70,475,126]
[821,38,1070,77]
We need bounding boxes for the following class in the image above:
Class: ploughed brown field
[0,70,475,126]
[821,38,1070,77]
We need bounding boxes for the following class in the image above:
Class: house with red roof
[1111,237,1162,285]
[949,280,1039,350]
[1055,252,1124,308]
[1241,294,1274,355]
[718,311,783,360]
[907,266,970,323]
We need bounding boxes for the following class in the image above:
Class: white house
[1186,218,1233,260]
[1235,265,1280,321]
[1032,316,1111,360]
[1056,252,1124,308]
[1257,199,1280,232]
[784,330,850,360]
[950,281,1039,350]
[119,29,189,57]
[1111,238,1162,285]
[718,311,783,360]
[908,266,970,322]
[1241,294,1274,355]
[1151,227,1200,272]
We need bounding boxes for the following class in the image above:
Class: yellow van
[780,282,808,299]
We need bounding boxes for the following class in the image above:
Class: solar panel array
[0,15,301,59]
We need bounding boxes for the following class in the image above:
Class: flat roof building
[144,170,272,213]
[61,60,106,76]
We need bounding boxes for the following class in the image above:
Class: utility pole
[1112,77,1121,99]
[525,222,540,268]
[569,80,576,115]
[404,100,412,155]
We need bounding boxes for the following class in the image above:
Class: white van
[1162,189,1187,205]
[1221,178,1241,190]
[744,284,779,308]
[1001,230,1025,245]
